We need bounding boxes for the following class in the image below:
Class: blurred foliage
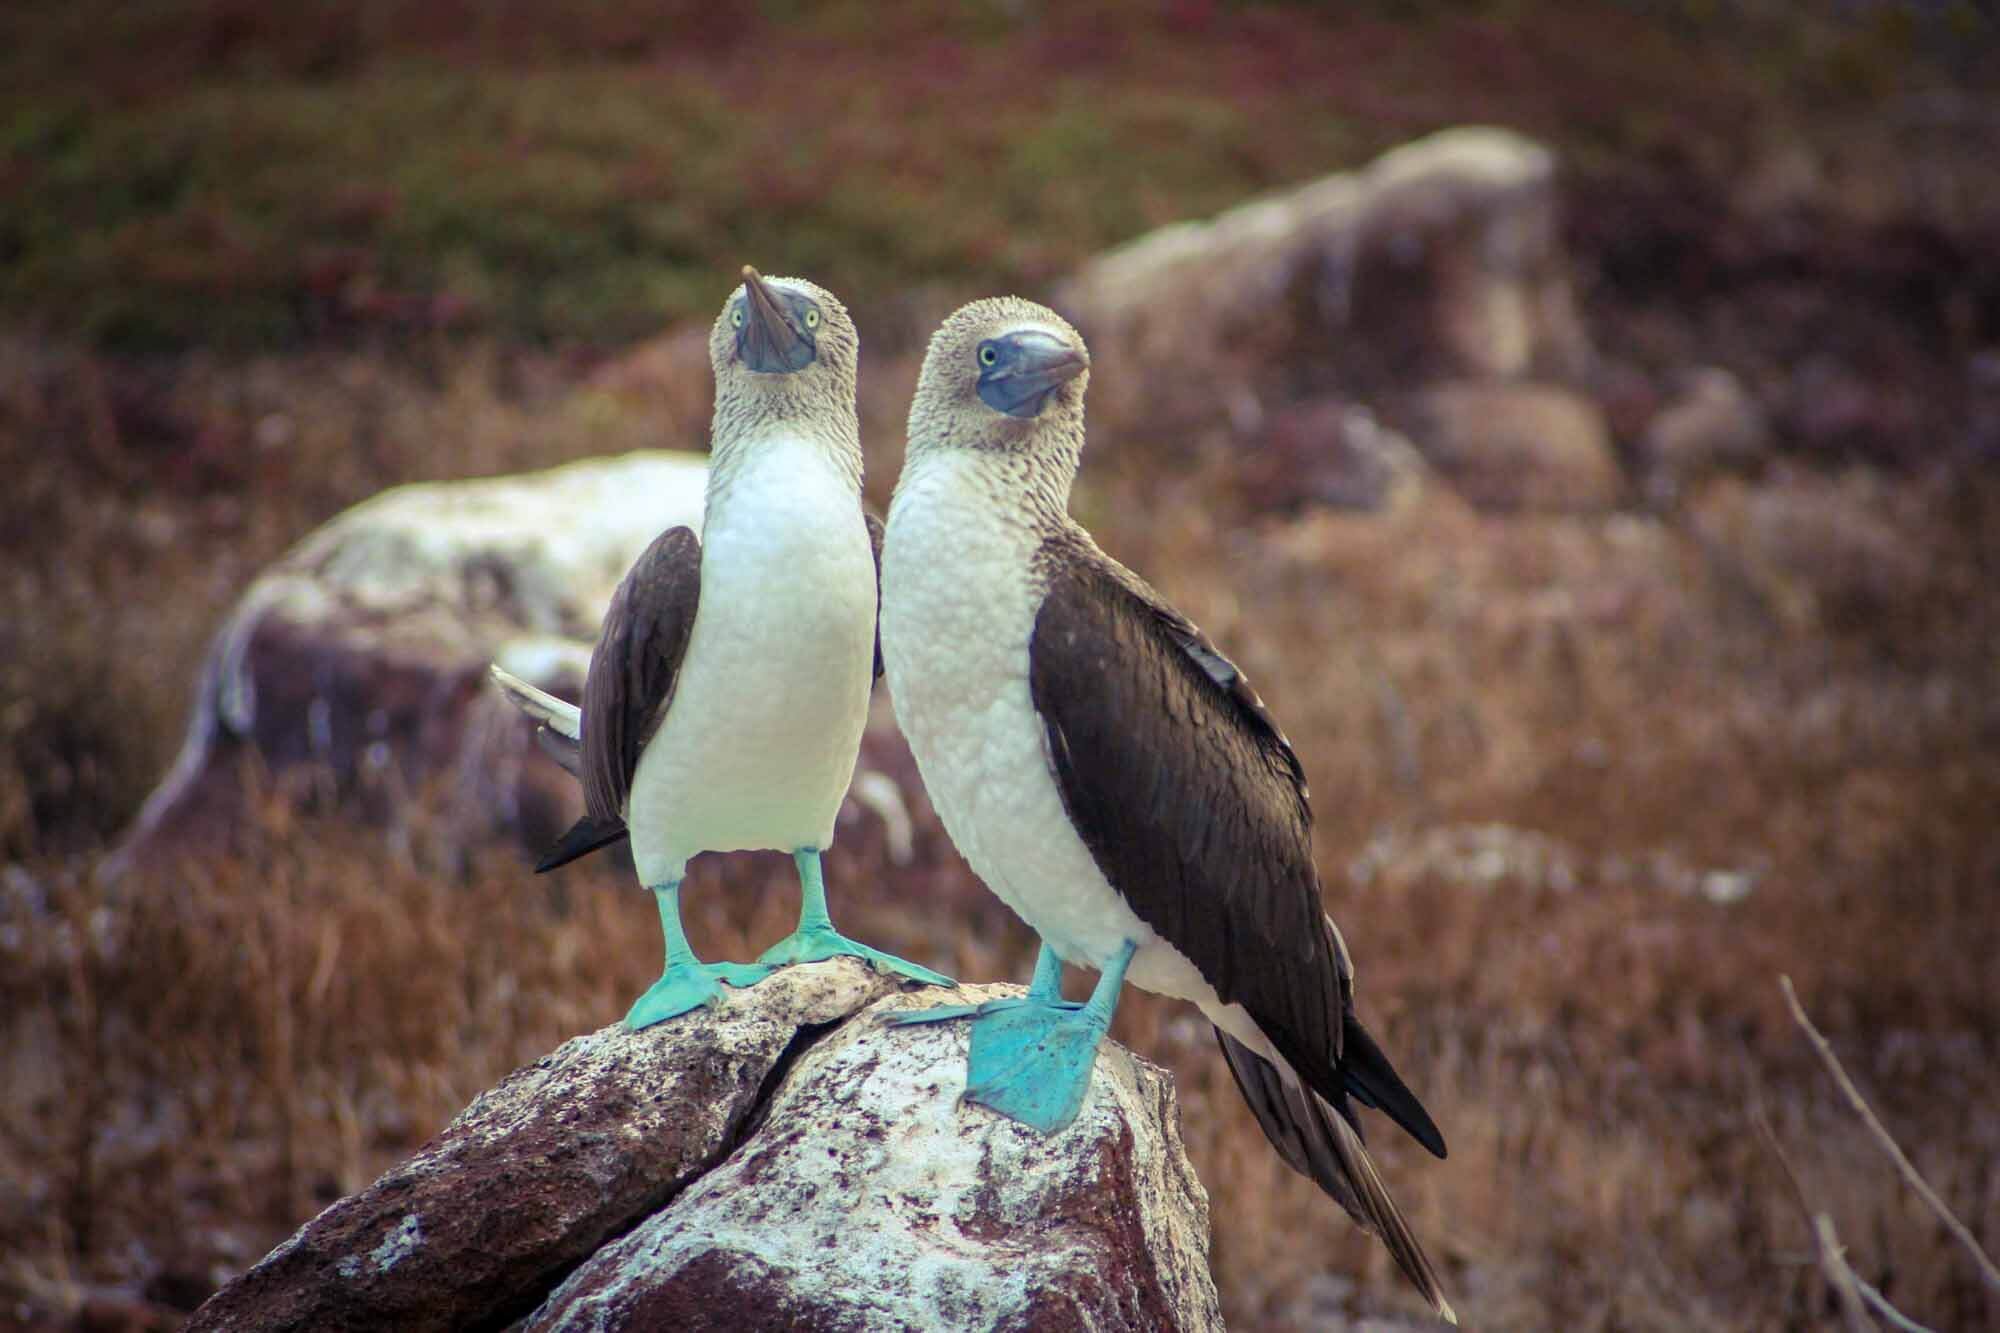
[0,3,1357,347]
[2,0,1992,349]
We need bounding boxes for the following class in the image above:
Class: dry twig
[1779,975,2000,1294]
[1812,1212,1876,1333]
[1752,1101,1936,1333]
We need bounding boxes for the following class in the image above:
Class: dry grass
[1090,455,2000,1329]
[4,325,1997,1330]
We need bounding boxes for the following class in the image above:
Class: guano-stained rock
[188,963,1221,1333]
[185,961,904,1332]
[111,451,711,877]
[528,985,1220,1333]
[110,450,929,883]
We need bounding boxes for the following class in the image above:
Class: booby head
[908,297,1090,458]
[709,268,860,429]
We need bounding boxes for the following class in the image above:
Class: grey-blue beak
[977,331,1088,419]
[738,266,815,374]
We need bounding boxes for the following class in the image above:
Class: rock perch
[186,959,1222,1333]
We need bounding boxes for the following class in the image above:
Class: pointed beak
[977,331,1089,419]
[738,266,815,374]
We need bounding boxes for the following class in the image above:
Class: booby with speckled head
[492,269,951,1030]
[879,297,1454,1321]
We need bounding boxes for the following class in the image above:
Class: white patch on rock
[428,960,891,1165]
[110,451,708,874]
[368,1214,423,1272]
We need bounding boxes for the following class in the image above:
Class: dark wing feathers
[581,525,703,825]
[1030,542,1337,1059]
[1150,607,1310,803]
[1031,540,1449,1316]
[534,815,629,873]
[1341,1009,1447,1159]
[1029,537,1442,1159]
[533,527,698,875]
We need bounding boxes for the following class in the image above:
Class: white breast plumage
[881,453,1228,1011]
[626,435,876,886]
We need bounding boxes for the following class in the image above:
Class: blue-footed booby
[879,297,1453,1321]
[492,268,950,1030]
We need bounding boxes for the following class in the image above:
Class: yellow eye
[731,307,745,328]
[979,345,998,367]
[804,309,820,329]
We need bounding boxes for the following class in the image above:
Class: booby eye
[978,344,999,367]
[731,306,745,329]
[803,308,820,329]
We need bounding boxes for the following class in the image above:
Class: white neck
[708,422,862,519]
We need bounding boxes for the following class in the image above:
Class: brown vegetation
[8,336,1997,1331]
[5,4,1999,1330]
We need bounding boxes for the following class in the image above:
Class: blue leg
[623,882,774,1030]
[752,849,954,986]
[1023,940,1066,1001]
[891,939,1138,1134]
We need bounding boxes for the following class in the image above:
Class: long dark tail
[534,815,629,873]
[1339,1011,1448,1160]
[1216,1028,1456,1324]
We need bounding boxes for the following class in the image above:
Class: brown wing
[1029,535,1441,1156]
[581,526,702,824]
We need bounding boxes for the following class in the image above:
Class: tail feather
[489,668,623,872]
[492,663,584,776]
[534,815,628,873]
[1217,1028,1456,1324]
[489,665,582,739]
[533,725,582,778]
[1343,1013,1447,1160]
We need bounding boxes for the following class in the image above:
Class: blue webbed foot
[959,996,1110,1133]
[887,940,1137,1134]
[623,958,774,1030]
[763,848,953,987]
[882,943,1061,1029]
[756,922,955,986]
[623,880,772,1031]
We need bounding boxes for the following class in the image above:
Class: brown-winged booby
[878,296,1453,1321]
[492,269,951,1029]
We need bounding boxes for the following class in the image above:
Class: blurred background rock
[2,3,1996,1329]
